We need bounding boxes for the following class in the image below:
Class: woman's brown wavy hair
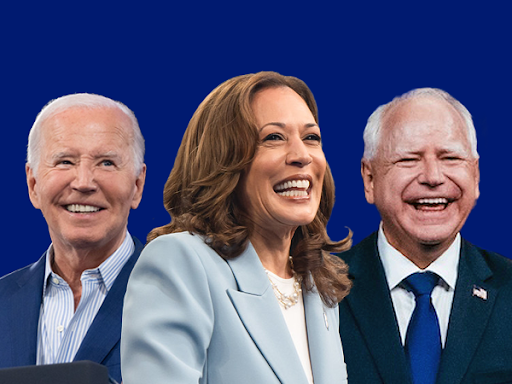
[148,71,351,306]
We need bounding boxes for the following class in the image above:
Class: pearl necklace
[265,256,302,310]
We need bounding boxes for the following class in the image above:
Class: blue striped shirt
[36,231,134,365]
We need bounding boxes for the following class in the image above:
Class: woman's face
[238,86,326,236]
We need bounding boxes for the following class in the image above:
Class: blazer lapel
[304,289,344,384]
[74,237,143,363]
[436,240,496,384]
[341,234,412,384]
[8,255,46,366]
[226,242,309,384]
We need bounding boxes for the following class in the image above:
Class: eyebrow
[50,151,122,160]
[259,122,319,131]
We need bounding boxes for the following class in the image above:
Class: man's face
[27,107,146,255]
[362,97,480,257]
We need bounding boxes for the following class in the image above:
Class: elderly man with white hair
[338,88,512,384]
[0,93,146,383]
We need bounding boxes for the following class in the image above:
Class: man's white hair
[27,93,145,175]
[362,88,479,160]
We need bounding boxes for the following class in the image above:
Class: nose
[70,163,97,192]
[418,158,445,187]
[286,138,313,167]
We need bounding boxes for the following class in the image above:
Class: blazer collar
[7,253,47,367]
[226,243,309,384]
[341,233,412,384]
[304,288,347,384]
[74,236,143,363]
[436,238,496,384]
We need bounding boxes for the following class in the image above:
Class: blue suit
[121,232,347,384]
[338,232,512,384]
[0,237,144,384]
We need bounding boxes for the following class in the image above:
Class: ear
[131,164,147,209]
[473,158,480,200]
[26,164,41,209]
[361,159,376,205]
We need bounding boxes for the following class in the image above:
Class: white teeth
[66,204,101,213]
[274,179,310,192]
[276,190,309,197]
[417,198,448,205]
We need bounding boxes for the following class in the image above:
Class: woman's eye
[263,133,283,141]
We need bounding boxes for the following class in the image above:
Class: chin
[413,230,458,248]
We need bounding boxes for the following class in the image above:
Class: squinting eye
[56,160,73,166]
[262,133,283,141]
[102,160,114,166]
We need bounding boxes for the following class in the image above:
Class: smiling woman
[121,71,352,384]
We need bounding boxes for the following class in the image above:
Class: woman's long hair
[149,71,351,306]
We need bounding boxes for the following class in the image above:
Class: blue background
[1,2,510,276]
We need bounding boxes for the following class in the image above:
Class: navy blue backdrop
[1,3,510,276]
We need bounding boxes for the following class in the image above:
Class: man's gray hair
[27,93,145,175]
[362,88,479,160]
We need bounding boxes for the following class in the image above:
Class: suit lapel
[8,255,46,366]
[74,237,143,363]
[436,240,496,384]
[341,234,412,384]
[226,242,309,384]
[304,289,344,384]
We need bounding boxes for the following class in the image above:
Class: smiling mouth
[273,179,310,197]
[409,198,453,211]
[66,204,102,213]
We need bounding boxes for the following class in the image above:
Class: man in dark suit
[338,88,512,384]
[0,93,146,383]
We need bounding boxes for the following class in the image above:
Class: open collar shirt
[36,231,134,365]
[377,223,460,347]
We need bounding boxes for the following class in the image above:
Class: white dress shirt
[36,231,134,364]
[377,224,460,347]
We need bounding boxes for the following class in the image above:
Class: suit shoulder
[463,239,512,283]
[335,232,378,265]
[144,232,208,255]
[464,239,512,266]
[136,232,220,274]
[0,263,39,299]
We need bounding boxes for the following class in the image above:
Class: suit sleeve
[121,235,214,384]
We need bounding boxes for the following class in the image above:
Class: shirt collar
[377,223,460,291]
[42,231,135,294]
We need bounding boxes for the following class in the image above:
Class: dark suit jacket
[338,232,512,384]
[0,236,144,384]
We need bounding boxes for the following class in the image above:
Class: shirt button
[52,277,59,285]
[57,325,64,332]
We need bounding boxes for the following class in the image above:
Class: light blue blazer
[121,232,347,384]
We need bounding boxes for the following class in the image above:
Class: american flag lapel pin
[472,285,488,301]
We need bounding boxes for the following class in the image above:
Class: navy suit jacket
[338,232,512,384]
[0,236,144,383]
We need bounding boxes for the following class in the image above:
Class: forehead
[379,97,470,154]
[252,87,315,125]
[40,107,133,152]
